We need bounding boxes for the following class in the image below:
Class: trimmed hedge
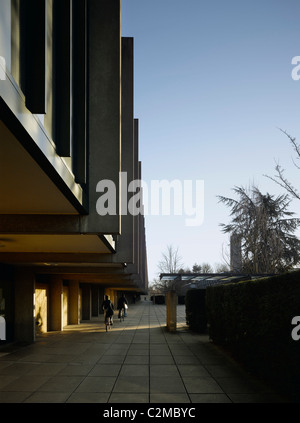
[185,289,207,333]
[151,295,165,304]
[178,295,185,305]
[206,270,300,398]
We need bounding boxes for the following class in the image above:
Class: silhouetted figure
[101,295,114,325]
[117,293,128,318]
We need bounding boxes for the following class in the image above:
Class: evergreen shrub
[152,295,165,304]
[206,270,300,398]
[185,289,207,333]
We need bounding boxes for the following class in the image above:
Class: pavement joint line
[172,315,230,402]
[0,303,290,403]
[107,302,149,402]
[154,303,193,403]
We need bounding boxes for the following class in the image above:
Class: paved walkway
[0,302,288,403]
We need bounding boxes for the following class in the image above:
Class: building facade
[0,0,148,344]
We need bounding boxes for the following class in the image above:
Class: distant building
[160,272,273,291]
[0,0,148,343]
[230,234,242,273]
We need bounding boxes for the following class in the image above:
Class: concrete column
[14,268,35,343]
[91,285,99,317]
[87,0,121,233]
[81,284,91,321]
[50,277,63,331]
[166,291,177,332]
[125,119,140,278]
[117,37,134,263]
[69,280,80,325]
[98,286,105,315]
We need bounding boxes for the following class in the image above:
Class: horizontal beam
[0,214,127,236]
[37,271,132,281]
[35,266,127,275]
[0,215,119,238]
[0,252,116,264]
[0,215,81,234]
[36,270,138,286]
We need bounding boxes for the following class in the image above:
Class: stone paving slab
[0,302,289,404]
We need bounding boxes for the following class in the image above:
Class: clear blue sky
[121,0,300,283]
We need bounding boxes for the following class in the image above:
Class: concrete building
[0,0,148,345]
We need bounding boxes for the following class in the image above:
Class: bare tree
[149,278,166,294]
[156,245,184,293]
[157,245,183,274]
[265,129,300,201]
[214,262,230,273]
[201,262,213,273]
